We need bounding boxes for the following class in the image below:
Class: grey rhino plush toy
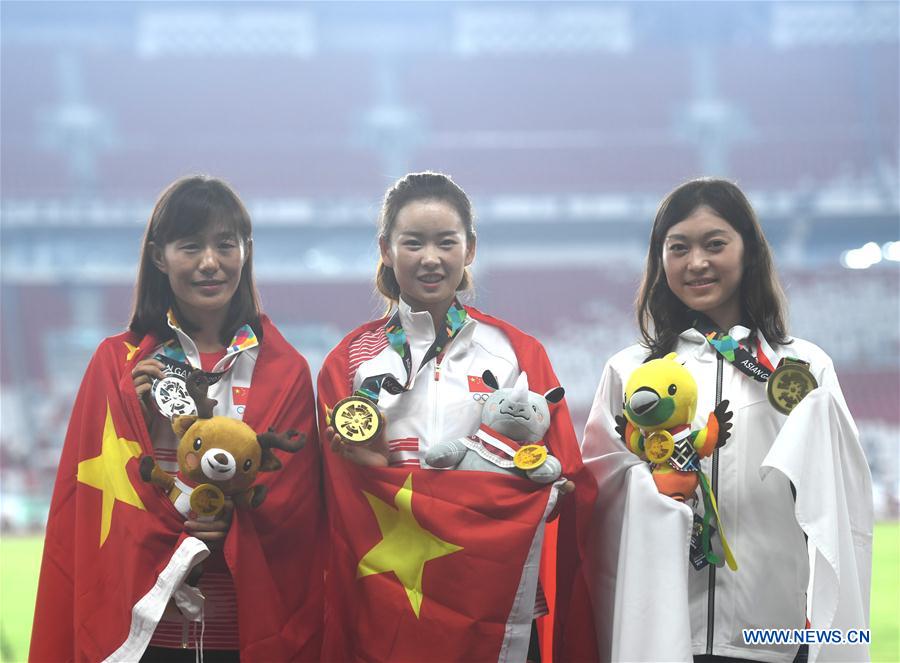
[425,370,565,483]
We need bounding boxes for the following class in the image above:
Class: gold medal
[332,396,384,446]
[514,444,547,470]
[645,430,675,463]
[767,358,817,415]
[190,483,225,518]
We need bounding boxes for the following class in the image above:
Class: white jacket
[351,299,520,467]
[581,326,873,662]
[148,317,259,473]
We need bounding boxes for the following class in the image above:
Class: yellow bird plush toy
[617,352,738,570]
[618,352,732,501]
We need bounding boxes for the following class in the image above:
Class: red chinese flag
[468,374,491,392]
[29,333,184,662]
[322,463,557,662]
[318,308,600,662]
[467,309,600,662]
[30,318,326,662]
[231,385,249,406]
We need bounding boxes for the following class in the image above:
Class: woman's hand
[184,500,233,550]
[131,358,165,421]
[326,424,390,467]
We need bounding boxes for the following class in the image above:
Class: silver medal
[150,361,197,420]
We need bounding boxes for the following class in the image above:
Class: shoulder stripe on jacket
[347,328,389,383]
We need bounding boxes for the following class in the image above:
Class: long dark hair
[636,178,788,358]
[375,172,476,308]
[129,175,262,345]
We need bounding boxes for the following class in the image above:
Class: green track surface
[871,521,900,663]
[0,536,42,663]
[1,523,897,662]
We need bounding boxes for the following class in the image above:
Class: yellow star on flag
[357,474,463,618]
[77,402,146,547]
[124,341,140,361]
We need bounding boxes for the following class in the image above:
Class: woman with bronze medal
[581,179,872,662]
[31,176,326,662]
[316,172,597,662]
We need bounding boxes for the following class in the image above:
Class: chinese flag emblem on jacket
[468,374,492,392]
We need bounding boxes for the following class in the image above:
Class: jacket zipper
[429,355,443,454]
[434,354,443,381]
[706,355,724,655]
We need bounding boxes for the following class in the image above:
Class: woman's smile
[380,199,475,316]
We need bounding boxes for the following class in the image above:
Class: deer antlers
[258,428,307,453]
[185,371,218,419]
[185,370,307,453]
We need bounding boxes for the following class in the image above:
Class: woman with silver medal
[580,179,873,663]
[33,175,326,663]
[128,176,325,661]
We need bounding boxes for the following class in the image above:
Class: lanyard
[154,354,226,386]
[357,300,468,403]
[690,312,774,383]
[161,310,258,373]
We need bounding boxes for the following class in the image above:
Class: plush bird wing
[614,413,628,444]
[620,418,644,458]
[693,399,733,457]
[713,400,733,448]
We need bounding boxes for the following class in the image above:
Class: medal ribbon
[154,354,226,386]
[164,309,258,368]
[690,312,774,383]
[474,424,531,459]
[355,373,406,403]
[357,300,468,404]
[698,471,738,571]
[174,475,202,492]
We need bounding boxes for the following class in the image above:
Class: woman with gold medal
[316,172,597,662]
[581,178,873,662]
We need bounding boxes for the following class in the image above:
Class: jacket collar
[397,297,439,345]
[680,324,752,344]
[162,308,259,371]
[395,297,476,350]
[679,324,781,365]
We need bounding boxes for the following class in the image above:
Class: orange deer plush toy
[140,372,305,523]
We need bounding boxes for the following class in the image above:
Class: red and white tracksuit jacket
[348,298,521,468]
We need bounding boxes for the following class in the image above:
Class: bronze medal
[190,483,225,518]
[645,430,675,464]
[767,358,818,415]
[332,395,384,446]
[513,444,547,471]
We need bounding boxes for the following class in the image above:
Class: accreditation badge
[689,513,717,570]
[332,395,384,446]
[767,357,818,415]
